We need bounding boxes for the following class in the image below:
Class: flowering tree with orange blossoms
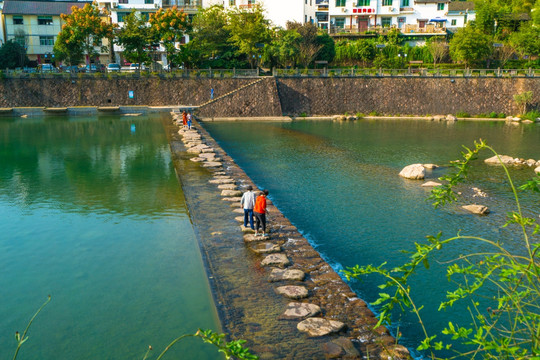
[56,2,114,65]
[149,6,188,67]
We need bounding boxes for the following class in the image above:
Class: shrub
[522,110,540,121]
[456,111,470,118]
[489,111,498,118]
[369,111,379,116]
[498,113,506,118]
[356,112,365,119]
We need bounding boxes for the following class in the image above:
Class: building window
[381,17,391,27]
[119,0,128,4]
[382,0,392,6]
[305,15,308,22]
[336,0,346,6]
[451,19,456,25]
[437,3,444,10]
[14,35,25,46]
[335,18,345,28]
[145,0,153,3]
[141,12,150,21]
[37,16,53,25]
[401,0,409,6]
[13,16,24,25]
[117,12,129,22]
[229,0,235,4]
[357,0,370,6]
[39,36,54,46]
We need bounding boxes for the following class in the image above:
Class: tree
[226,5,271,68]
[508,24,540,59]
[57,3,114,66]
[286,22,322,68]
[149,6,189,68]
[497,42,515,67]
[427,39,448,67]
[449,25,492,66]
[315,32,335,65]
[188,5,239,68]
[116,11,152,67]
[0,40,29,69]
[513,91,533,114]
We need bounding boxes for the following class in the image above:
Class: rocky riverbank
[168,113,411,359]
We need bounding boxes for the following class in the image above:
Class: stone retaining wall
[276,77,540,116]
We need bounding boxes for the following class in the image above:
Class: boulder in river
[399,164,426,180]
[421,181,442,187]
[462,204,490,215]
[275,285,308,299]
[280,302,321,320]
[535,166,540,174]
[484,155,514,165]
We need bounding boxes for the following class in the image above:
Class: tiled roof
[448,2,475,12]
[2,0,90,16]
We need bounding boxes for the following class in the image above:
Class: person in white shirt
[240,185,256,230]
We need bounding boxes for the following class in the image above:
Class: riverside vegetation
[344,140,540,359]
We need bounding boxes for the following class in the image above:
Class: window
[336,0,346,6]
[437,3,444,10]
[451,19,456,25]
[117,12,129,22]
[140,12,150,21]
[39,36,54,46]
[401,0,409,6]
[119,0,128,4]
[13,16,24,25]
[335,18,345,27]
[14,35,25,47]
[382,0,392,6]
[37,16,53,25]
[357,0,370,6]
[229,0,235,4]
[381,17,391,27]
[145,0,153,3]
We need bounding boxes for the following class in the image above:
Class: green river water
[0,115,220,359]
[203,119,540,357]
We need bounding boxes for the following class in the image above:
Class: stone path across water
[169,112,411,359]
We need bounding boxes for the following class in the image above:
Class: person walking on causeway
[182,111,187,128]
[253,190,269,237]
[240,185,256,230]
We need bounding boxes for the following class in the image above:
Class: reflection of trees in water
[0,116,184,217]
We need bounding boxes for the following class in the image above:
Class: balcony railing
[330,24,447,35]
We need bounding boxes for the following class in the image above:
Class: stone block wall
[196,77,282,118]
[276,77,540,116]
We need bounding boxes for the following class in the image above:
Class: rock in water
[535,166,540,174]
[275,285,308,299]
[269,268,305,282]
[297,318,345,337]
[399,164,426,180]
[280,302,321,319]
[261,253,290,267]
[462,204,490,215]
[484,155,514,165]
[421,181,442,187]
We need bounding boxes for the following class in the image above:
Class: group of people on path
[182,111,192,129]
[240,186,269,236]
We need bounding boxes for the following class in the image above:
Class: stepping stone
[221,190,242,197]
[275,285,308,299]
[322,337,360,358]
[261,254,290,268]
[203,162,222,168]
[462,204,490,215]
[297,318,345,337]
[240,225,255,234]
[199,153,218,160]
[213,171,226,176]
[249,242,281,254]
[233,208,244,214]
[268,268,305,282]
[222,197,242,202]
[190,157,205,163]
[421,181,442,187]
[243,233,269,242]
[280,302,321,320]
[209,178,234,184]
[235,216,244,222]
[214,175,232,179]
[201,148,215,153]
[218,184,238,191]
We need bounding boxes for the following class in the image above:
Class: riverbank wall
[1,77,538,116]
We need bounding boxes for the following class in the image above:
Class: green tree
[286,22,322,68]
[226,5,271,68]
[449,25,493,66]
[53,31,84,66]
[188,5,240,68]
[315,32,335,64]
[0,40,29,69]
[149,6,189,68]
[57,3,114,66]
[116,10,152,67]
[427,39,448,67]
[508,24,540,59]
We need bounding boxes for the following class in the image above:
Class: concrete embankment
[166,114,410,359]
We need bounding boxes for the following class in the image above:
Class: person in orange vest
[253,189,269,236]
[182,111,187,128]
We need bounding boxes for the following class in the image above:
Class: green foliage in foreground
[13,296,258,360]
[344,139,540,359]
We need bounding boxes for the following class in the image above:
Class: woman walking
[253,190,269,236]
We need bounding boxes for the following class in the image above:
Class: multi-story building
[446,1,475,30]
[208,0,317,28]
[1,0,91,64]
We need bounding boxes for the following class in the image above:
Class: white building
[446,1,475,30]
[206,0,317,28]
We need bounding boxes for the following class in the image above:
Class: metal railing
[273,67,538,78]
[0,68,260,79]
